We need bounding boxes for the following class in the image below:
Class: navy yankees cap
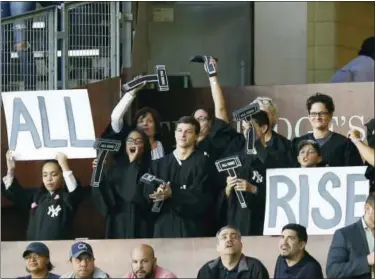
[70,241,94,258]
[23,242,50,258]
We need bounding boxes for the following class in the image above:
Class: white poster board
[263,166,369,235]
[2,90,97,160]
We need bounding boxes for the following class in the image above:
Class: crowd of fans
[2,55,374,278]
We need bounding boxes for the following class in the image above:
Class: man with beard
[18,242,60,279]
[197,226,269,279]
[274,223,323,279]
[124,244,177,278]
[60,242,110,279]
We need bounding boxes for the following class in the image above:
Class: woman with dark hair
[291,93,363,167]
[331,36,374,82]
[91,128,153,239]
[105,82,165,160]
[2,151,84,240]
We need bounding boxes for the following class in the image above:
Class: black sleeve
[210,118,245,155]
[344,140,364,166]
[68,181,88,211]
[2,177,36,209]
[255,140,289,168]
[170,158,214,218]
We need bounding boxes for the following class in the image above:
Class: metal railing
[0,1,120,92]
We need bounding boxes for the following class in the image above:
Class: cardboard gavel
[140,173,167,213]
[123,65,169,92]
[91,139,122,187]
[232,102,261,155]
[215,156,247,209]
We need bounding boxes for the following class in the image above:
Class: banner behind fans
[1,90,96,160]
[136,82,374,149]
[263,166,369,235]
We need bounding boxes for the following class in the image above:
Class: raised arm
[111,80,146,133]
[2,150,35,207]
[203,58,229,123]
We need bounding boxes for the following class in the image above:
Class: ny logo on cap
[78,243,87,250]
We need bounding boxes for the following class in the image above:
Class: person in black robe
[291,93,363,167]
[91,128,153,239]
[217,111,289,236]
[102,81,167,160]
[1,151,85,240]
[143,116,214,238]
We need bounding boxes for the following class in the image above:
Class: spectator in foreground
[274,223,323,279]
[60,242,110,279]
[326,192,374,279]
[331,36,374,82]
[197,225,269,279]
[124,244,177,278]
[18,242,60,279]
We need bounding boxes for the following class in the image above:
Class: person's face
[71,254,95,279]
[126,131,145,157]
[216,228,243,256]
[42,162,63,192]
[131,250,156,278]
[137,112,156,138]
[175,123,198,148]
[364,202,375,229]
[194,109,211,136]
[24,253,49,274]
[297,144,321,167]
[308,102,332,131]
[279,229,305,258]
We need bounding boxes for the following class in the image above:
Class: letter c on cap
[78,244,87,250]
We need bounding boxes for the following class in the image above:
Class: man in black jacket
[274,223,323,279]
[197,225,269,279]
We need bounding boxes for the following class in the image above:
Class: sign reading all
[263,166,369,235]
[1,90,96,160]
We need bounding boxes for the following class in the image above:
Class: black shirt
[217,259,239,279]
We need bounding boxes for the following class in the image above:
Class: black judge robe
[143,150,214,238]
[291,132,364,167]
[91,156,153,239]
[217,141,289,236]
[1,178,85,240]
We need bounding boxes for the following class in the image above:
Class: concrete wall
[254,2,308,85]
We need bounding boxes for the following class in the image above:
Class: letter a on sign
[1,90,97,161]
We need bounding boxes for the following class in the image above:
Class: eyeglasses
[126,138,144,145]
[24,254,41,261]
[309,112,329,118]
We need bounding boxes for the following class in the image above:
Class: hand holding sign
[123,65,169,92]
[190,55,218,77]
[6,150,16,173]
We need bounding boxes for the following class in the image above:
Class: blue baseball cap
[23,242,50,258]
[69,241,94,259]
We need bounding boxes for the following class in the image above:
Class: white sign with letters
[263,166,369,235]
[2,90,96,160]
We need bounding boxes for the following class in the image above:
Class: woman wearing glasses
[291,93,363,167]
[91,128,153,239]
